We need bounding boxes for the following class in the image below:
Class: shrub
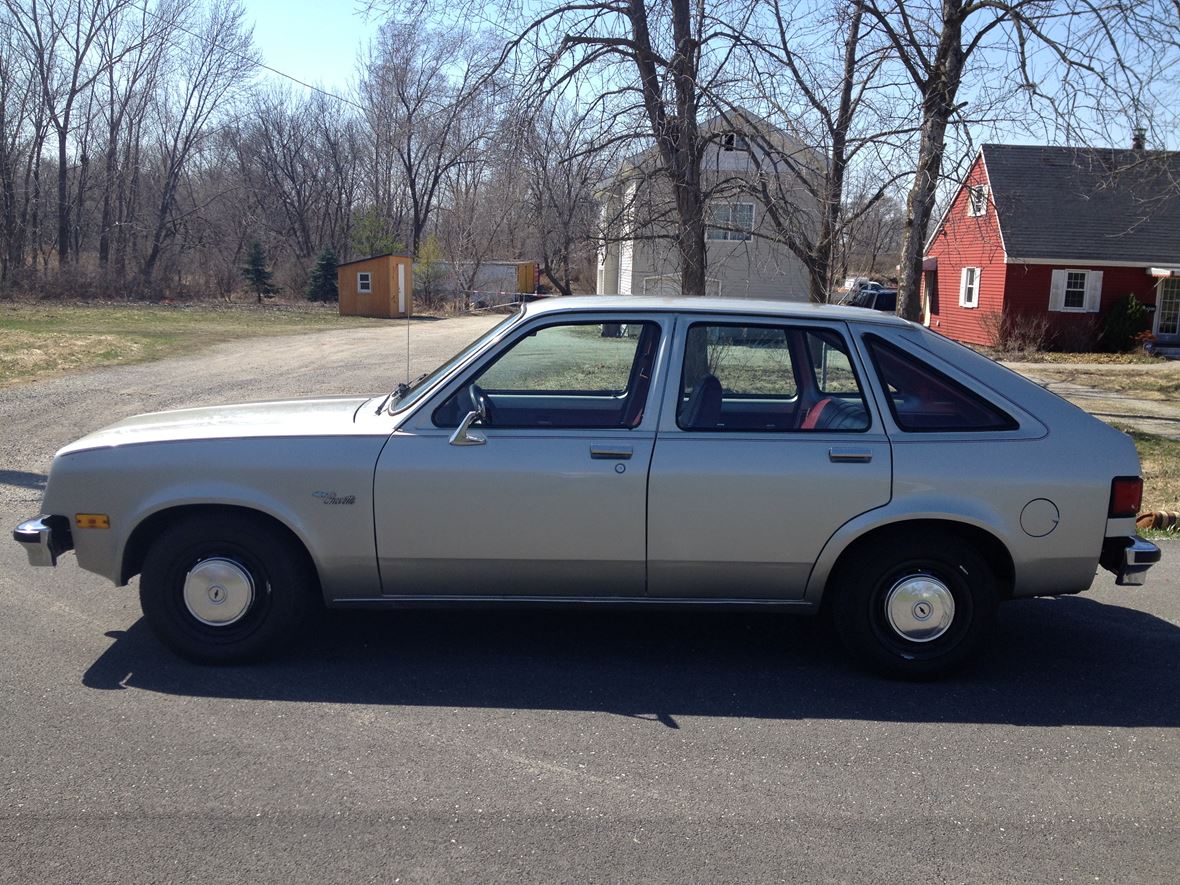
[1050,317,1099,353]
[1097,293,1152,353]
[980,310,1050,354]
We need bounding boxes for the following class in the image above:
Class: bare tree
[359,16,493,257]
[861,0,1162,319]
[495,0,765,298]
[95,0,175,277]
[520,103,607,297]
[139,0,255,286]
[3,0,151,266]
[719,0,915,301]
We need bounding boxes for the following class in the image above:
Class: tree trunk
[809,0,864,304]
[895,6,964,321]
[98,127,118,267]
[56,127,70,266]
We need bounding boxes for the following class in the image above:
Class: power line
[129,0,367,112]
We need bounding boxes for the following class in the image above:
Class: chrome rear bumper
[12,516,73,567]
[1100,535,1162,587]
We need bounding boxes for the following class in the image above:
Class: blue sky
[244,0,371,93]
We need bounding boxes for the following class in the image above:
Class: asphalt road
[2,317,1178,883]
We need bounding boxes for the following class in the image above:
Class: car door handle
[828,447,873,463]
[590,444,633,460]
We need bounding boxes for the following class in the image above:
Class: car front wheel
[831,534,999,679]
[139,512,318,664]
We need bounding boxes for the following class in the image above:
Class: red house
[922,144,1180,350]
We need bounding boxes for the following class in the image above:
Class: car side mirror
[449,409,486,447]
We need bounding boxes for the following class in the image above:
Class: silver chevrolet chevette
[13,297,1161,678]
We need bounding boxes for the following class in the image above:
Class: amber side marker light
[75,514,110,530]
[1109,477,1143,519]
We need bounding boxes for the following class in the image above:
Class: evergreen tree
[241,241,279,303]
[305,245,339,302]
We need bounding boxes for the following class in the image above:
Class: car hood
[57,395,375,455]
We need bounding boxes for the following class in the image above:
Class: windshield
[382,312,524,415]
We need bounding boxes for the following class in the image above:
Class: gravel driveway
[0,314,501,509]
[2,317,1178,882]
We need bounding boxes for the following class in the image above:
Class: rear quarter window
[865,335,1017,432]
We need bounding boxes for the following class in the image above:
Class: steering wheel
[467,383,495,425]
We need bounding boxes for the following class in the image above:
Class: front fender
[44,437,387,599]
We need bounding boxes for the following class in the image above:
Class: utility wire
[130,0,367,112]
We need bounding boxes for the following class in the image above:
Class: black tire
[830,533,999,679]
[139,512,319,664]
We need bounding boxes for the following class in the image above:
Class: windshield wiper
[380,373,430,414]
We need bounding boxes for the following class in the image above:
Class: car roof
[525,295,913,327]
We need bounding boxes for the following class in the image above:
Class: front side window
[357,272,372,293]
[433,321,660,429]
[706,203,755,241]
[866,336,1017,432]
[677,323,869,432]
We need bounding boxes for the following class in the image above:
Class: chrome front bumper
[1100,535,1162,587]
[12,516,73,567]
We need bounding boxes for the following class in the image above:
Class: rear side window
[865,336,1017,432]
[677,322,869,432]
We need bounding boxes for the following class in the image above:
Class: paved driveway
[1,318,1178,882]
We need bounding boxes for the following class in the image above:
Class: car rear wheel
[831,534,999,679]
[139,512,318,664]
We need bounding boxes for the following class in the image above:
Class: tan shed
[337,253,413,318]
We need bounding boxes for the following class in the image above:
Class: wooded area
[0,0,1176,309]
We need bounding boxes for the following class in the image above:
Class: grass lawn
[1029,364,1180,401]
[0,301,385,386]
[983,347,1158,365]
[1114,425,1180,535]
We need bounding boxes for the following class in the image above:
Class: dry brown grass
[1115,425,1180,514]
[0,302,385,386]
[1021,363,1180,401]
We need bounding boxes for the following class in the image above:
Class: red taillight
[1109,476,1143,518]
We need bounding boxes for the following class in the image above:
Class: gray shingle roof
[982,143,1180,263]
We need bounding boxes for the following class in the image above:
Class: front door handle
[829,447,873,463]
[590,444,633,460]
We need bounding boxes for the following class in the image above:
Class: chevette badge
[313,491,356,505]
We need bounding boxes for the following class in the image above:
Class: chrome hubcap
[183,557,254,627]
[884,574,955,643]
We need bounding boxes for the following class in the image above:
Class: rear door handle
[590,444,633,460]
[828,447,873,463]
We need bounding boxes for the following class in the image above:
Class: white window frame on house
[357,271,372,294]
[1048,268,1102,313]
[706,202,755,241]
[1156,277,1180,337]
[966,185,989,217]
[958,266,981,308]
